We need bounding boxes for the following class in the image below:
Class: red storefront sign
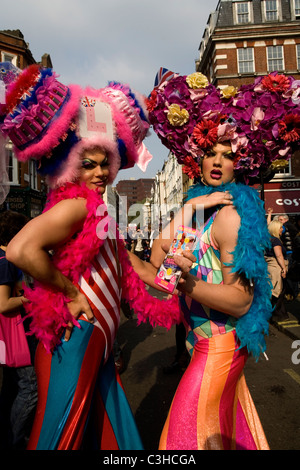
[262,188,300,214]
[254,180,300,214]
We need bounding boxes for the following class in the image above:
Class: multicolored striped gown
[159,211,269,450]
[27,237,143,450]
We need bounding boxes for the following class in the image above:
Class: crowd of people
[121,225,154,262]
[0,62,299,451]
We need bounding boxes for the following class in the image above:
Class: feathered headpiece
[0,62,152,195]
[147,68,300,184]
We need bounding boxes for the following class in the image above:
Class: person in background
[133,228,145,259]
[278,214,299,300]
[289,216,300,295]
[265,219,289,322]
[0,210,37,450]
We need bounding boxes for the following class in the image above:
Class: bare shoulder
[46,198,88,223]
[16,197,89,249]
[216,204,240,225]
[212,205,241,249]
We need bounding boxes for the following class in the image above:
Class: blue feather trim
[37,129,79,175]
[117,138,128,169]
[187,181,273,359]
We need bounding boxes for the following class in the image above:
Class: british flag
[154,67,176,89]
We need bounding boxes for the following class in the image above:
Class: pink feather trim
[24,183,180,353]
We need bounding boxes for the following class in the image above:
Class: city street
[1,289,299,451]
[118,288,300,451]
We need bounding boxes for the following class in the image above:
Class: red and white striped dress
[77,236,122,363]
[28,235,143,450]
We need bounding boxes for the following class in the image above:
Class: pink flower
[217,116,237,142]
[283,80,300,105]
[251,107,265,131]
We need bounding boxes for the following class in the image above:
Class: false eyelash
[81,159,96,169]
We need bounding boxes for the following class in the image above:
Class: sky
[0,0,219,184]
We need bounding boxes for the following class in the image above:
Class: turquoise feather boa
[187,181,273,360]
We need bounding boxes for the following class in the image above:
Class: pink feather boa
[24,183,180,353]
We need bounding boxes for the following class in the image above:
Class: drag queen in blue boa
[148,69,300,450]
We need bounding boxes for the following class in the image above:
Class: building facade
[196,0,300,217]
[151,152,192,228]
[116,178,154,208]
[0,30,52,217]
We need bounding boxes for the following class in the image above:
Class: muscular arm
[127,251,160,288]
[6,198,94,337]
[177,205,253,318]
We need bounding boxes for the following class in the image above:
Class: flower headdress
[0,62,152,196]
[147,68,300,184]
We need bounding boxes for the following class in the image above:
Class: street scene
[0,290,299,451]
[118,288,300,451]
[0,0,300,453]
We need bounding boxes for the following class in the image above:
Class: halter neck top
[180,210,236,355]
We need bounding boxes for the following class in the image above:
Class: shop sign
[263,188,300,214]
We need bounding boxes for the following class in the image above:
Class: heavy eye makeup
[81,157,109,170]
[204,150,235,160]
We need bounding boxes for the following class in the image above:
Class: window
[29,160,38,190]
[6,145,19,185]
[238,48,254,74]
[297,44,300,69]
[236,2,250,23]
[234,2,253,24]
[1,52,17,65]
[264,0,278,21]
[294,0,300,18]
[267,46,284,71]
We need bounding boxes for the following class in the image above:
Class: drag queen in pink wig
[0,63,182,450]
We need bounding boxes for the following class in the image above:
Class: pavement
[271,295,300,341]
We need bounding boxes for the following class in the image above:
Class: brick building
[0,30,52,217]
[116,178,154,210]
[196,0,300,216]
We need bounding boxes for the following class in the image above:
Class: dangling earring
[200,176,208,186]
[199,159,207,186]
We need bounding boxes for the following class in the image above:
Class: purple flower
[148,69,300,180]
